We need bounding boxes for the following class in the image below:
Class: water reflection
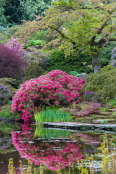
[11,123,101,172]
[11,123,82,171]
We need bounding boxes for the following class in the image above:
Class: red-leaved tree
[0,43,25,82]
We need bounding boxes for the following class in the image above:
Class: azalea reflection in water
[11,123,82,171]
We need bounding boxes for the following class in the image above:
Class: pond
[0,121,116,174]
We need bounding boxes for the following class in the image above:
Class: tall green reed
[34,109,72,125]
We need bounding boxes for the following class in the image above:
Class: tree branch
[48,25,76,46]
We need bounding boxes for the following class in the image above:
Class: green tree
[0,0,52,25]
[42,0,116,73]
[0,0,8,26]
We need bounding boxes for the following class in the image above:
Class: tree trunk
[92,53,101,73]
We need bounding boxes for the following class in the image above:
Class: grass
[34,108,72,125]
[0,104,15,120]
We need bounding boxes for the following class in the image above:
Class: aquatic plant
[34,109,71,124]
[77,135,116,174]
[8,158,37,174]
[11,70,84,122]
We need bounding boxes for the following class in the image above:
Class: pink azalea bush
[5,37,24,58]
[11,70,84,121]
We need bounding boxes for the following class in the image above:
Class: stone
[78,73,87,79]
[110,47,116,67]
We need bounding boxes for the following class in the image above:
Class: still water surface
[0,121,115,174]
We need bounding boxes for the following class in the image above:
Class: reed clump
[34,108,72,125]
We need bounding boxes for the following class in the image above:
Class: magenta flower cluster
[5,37,24,58]
[11,70,84,121]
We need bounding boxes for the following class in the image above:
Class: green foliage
[34,108,71,124]
[32,30,47,40]
[69,71,80,77]
[0,0,52,26]
[0,104,15,120]
[100,41,116,67]
[42,0,116,73]
[13,20,41,43]
[24,63,44,81]
[0,78,17,95]
[0,0,8,26]
[28,39,44,46]
[47,49,92,73]
[20,0,51,21]
[81,65,116,103]
[100,107,108,112]
[101,119,108,124]
[109,98,116,107]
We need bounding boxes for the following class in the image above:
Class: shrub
[23,47,49,70]
[80,65,116,103]
[5,37,24,57]
[0,84,11,106]
[47,49,92,73]
[83,91,97,102]
[28,39,44,46]
[74,101,102,117]
[69,71,80,77]
[11,70,84,121]
[61,101,101,117]
[0,43,25,82]
[100,41,116,67]
[24,63,44,81]
[109,98,116,107]
[0,78,18,95]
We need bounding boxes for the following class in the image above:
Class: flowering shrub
[0,84,11,106]
[69,101,102,117]
[11,70,84,121]
[5,37,24,58]
[84,91,97,101]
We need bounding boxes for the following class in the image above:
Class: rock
[78,73,87,79]
[110,47,116,67]
[0,78,17,96]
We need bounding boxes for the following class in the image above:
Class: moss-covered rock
[0,78,17,96]
[80,65,116,103]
